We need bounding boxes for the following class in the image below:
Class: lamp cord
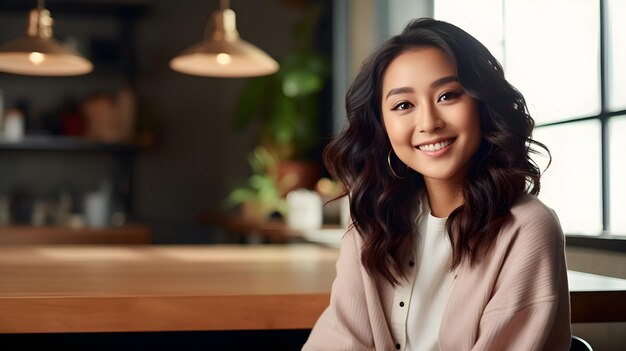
[37,0,44,11]
[220,0,230,11]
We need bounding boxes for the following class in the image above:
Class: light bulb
[216,53,231,65]
[29,52,44,65]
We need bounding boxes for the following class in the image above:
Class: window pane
[609,116,626,235]
[533,121,602,234]
[505,0,600,124]
[607,0,626,111]
[434,0,504,63]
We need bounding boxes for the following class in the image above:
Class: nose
[416,102,444,133]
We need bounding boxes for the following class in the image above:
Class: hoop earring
[387,149,409,179]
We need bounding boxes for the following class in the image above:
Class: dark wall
[132,0,310,243]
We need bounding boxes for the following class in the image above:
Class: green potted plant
[226,146,297,221]
[233,2,330,191]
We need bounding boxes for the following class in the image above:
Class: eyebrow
[431,75,459,88]
[384,75,459,101]
[385,87,414,101]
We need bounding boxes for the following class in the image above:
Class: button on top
[395,343,401,349]
[399,301,405,307]
[408,260,415,267]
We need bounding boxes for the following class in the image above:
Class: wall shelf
[0,135,138,152]
[0,0,152,233]
[0,135,140,221]
[0,224,152,245]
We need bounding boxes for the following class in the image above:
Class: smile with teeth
[417,139,454,152]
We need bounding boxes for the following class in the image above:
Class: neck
[424,178,464,218]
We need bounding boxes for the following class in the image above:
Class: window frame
[530,0,626,251]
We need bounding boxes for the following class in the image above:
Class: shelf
[0,224,152,245]
[0,135,138,152]
[199,212,343,245]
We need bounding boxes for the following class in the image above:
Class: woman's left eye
[437,91,460,102]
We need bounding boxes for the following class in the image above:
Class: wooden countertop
[0,245,624,333]
[0,245,338,333]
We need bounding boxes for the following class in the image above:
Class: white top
[405,200,454,351]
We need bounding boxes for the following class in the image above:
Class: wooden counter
[0,245,624,334]
[0,245,337,333]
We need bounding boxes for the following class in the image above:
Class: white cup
[84,192,110,228]
[3,109,24,141]
[286,189,323,231]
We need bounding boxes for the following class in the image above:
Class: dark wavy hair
[324,18,550,286]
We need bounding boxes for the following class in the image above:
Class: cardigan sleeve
[302,229,376,351]
[472,205,571,351]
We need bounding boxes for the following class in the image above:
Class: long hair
[324,18,549,286]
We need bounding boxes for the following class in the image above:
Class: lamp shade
[169,8,278,78]
[0,8,92,76]
[0,36,93,76]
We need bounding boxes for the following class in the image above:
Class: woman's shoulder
[343,225,364,247]
[337,226,365,266]
[509,194,560,227]
[497,194,564,250]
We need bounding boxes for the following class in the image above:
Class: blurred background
[0,0,624,349]
[0,0,335,245]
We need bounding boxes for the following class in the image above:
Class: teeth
[419,139,452,151]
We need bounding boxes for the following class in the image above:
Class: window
[435,0,626,236]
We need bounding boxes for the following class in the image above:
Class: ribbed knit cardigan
[302,195,571,350]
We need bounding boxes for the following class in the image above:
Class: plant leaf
[268,93,298,146]
[226,188,257,206]
[282,69,323,97]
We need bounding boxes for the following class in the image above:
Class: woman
[303,19,570,350]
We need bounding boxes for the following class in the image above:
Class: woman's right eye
[391,102,414,111]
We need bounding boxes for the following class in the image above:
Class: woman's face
[381,47,481,186]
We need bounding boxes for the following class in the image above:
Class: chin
[420,168,464,182]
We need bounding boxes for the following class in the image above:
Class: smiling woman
[303,18,571,351]
[382,48,481,218]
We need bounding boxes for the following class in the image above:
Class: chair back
[570,335,593,351]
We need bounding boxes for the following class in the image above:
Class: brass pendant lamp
[0,0,93,76]
[170,0,279,78]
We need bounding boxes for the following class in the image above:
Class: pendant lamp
[170,0,279,78]
[0,0,92,76]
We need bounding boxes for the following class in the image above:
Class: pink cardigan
[303,195,571,350]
